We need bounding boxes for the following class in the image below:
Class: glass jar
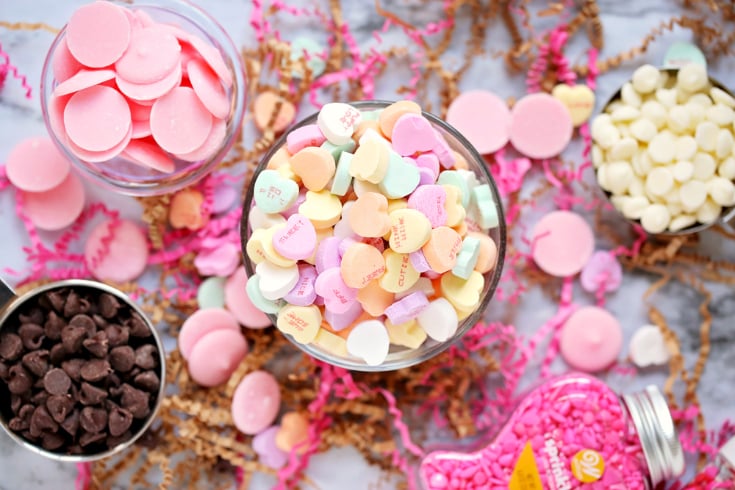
[39,0,246,196]
[420,373,685,489]
[240,100,506,371]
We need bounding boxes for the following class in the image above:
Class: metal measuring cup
[595,67,735,236]
[0,278,165,462]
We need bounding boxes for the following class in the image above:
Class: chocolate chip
[108,405,133,437]
[61,325,87,353]
[136,428,159,449]
[61,358,84,383]
[134,344,158,370]
[126,313,150,337]
[109,346,135,372]
[106,372,122,390]
[0,333,23,361]
[41,431,66,451]
[120,384,151,419]
[7,364,33,394]
[30,405,59,438]
[21,430,38,442]
[44,368,72,395]
[83,331,109,358]
[10,394,24,414]
[60,410,80,437]
[8,416,29,432]
[105,325,129,347]
[79,431,106,447]
[92,314,107,328]
[69,314,96,338]
[19,323,45,350]
[80,407,108,433]
[134,371,160,392]
[44,311,67,340]
[22,349,50,377]
[80,359,111,382]
[46,394,74,423]
[19,308,44,325]
[46,289,67,313]
[79,382,108,406]
[18,403,35,421]
[99,294,121,319]
[68,444,84,454]
[63,290,82,318]
[107,430,132,448]
[0,360,8,380]
[31,390,49,407]
[49,343,67,364]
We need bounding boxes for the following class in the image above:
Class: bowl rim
[240,100,507,372]
[0,279,166,462]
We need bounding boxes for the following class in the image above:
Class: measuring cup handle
[0,278,16,309]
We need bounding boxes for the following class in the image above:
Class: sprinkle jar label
[509,442,543,490]
[571,449,605,483]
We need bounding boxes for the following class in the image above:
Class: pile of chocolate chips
[0,287,161,455]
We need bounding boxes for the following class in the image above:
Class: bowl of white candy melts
[591,63,735,235]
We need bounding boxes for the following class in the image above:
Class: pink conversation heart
[315,236,342,274]
[282,189,307,219]
[580,250,623,293]
[324,301,363,331]
[273,213,317,260]
[194,242,240,277]
[391,113,438,156]
[415,153,439,179]
[283,264,318,306]
[408,184,447,228]
[314,267,357,314]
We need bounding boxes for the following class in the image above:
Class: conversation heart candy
[385,319,427,349]
[258,225,297,267]
[313,328,349,356]
[248,205,286,231]
[378,100,422,137]
[378,150,421,199]
[276,304,321,344]
[391,113,437,156]
[440,270,484,312]
[580,250,623,293]
[422,226,463,273]
[314,267,358,314]
[272,213,317,260]
[356,280,395,317]
[452,236,481,280]
[255,261,300,301]
[317,102,362,145]
[408,185,447,227]
[551,84,596,127]
[290,146,336,192]
[384,291,429,326]
[253,426,289,469]
[275,412,310,454]
[330,151,354,196]
[340,242,386,289]
[246,275,284,314]
[416,297,458,341]
[225,267,272,328]
[628,324,670,367]
[442,184,466,227]
[380,249,420,294]
[349,192,391,238]
[315,236,342,274]
[346,320,390,366]
[286,123,326,154]
[253,169,300,214]
[298,190,342,229]
[437,170,470,208]
[324,301,364,332]
[283,264,318,307]
[388,208,432,254]
[349,138,389,184]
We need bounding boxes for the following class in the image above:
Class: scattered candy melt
[224,267,272,329]
[445,90,511,155]
[178,307,240,360]
[21,171,85,231]
[509,92,573,159]
[84,218,149,283]
[5,136,71,192]
[560,306,623,373]
[531,211,594,277]
[245,101,503,366]
[187,328,248,387]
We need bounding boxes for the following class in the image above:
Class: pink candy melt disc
[5,137,70,192]
[149,86,213,154]
[187,58,230,119]
[84,219,149,283]
[225,267,272,329]
[531,210,594,277]
[509,93,573,159]
[63,85,132,152]
[21,171,85,231]
[114,25,182,84]
[187,329,248,387]
[65,1,132,68]
[560,306,623,373]
[446,90,511,155]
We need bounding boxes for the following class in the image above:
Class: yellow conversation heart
[259,225,297,267]
[552,84,595,127]
[299,190,342,229]
[313,328,349,357]
[388,208,432,253]
[440,270,485,312]
[276,304,321,344]
[246,227,268,265]
[380,249,420,294]
[385,318,427,349]
[349,138,389,183]
[442,184,466,227]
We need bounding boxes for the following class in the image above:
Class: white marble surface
[1,0,735,489]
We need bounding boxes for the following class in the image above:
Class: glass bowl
[39,0,246,196]
[240,101,507,371]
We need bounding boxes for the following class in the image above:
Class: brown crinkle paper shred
[7,0,735,487]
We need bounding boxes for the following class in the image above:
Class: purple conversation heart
[253,426,289,469]
[325,301,363,332]
[283,264,318,306]
[315,237,342,274]
[384,291,429,325]
[314,267,357,315]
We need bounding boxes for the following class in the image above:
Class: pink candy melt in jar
[39,0,246,196]
[241,101,506,371]
[420,373,685,489]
